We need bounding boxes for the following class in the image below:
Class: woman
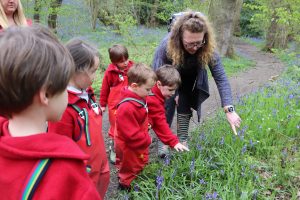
[152,11,241,155]
[0,0,31,30]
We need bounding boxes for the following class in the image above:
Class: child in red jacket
[0,25,100,199]
[147,64,189,158]
[48,39,109,199]
[115,63,156,189]
[100,44,134,164]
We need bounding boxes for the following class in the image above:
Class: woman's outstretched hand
[226,112,242,135]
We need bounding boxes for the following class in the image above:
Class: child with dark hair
[48,39,109,199]
[100,44,134,164]
[0,25,100,199]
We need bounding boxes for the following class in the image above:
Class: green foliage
[242,0,300,43]
[156,0,209,24]
[126,54,300,200]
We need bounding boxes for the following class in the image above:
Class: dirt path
[103,38,285,199]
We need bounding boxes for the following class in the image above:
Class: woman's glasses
[183,39,206,49]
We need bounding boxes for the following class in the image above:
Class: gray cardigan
[152,35,233,121]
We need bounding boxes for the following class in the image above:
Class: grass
[116,49,300,199]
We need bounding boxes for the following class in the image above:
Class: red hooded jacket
[99,61,134,108]
[48,86,109,198]
[147,84,179,147]
[0,117,101,200]
[115,87,151,187]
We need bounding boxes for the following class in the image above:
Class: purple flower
[156,171,164,191]
[190,158,195,174]
[289,94,294,99]
[199,179,206,184]
[133,184,140,192]
[241,145,247,154]
[163,155,170,166]
[205,192,219,199]
[197,143,203,151]
[219,137,224,145]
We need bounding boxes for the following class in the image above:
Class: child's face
[73,56,99,89]
[158,82,177,99]
[115,57,128,70]
[131,79,155,98]
[47,88,68,122]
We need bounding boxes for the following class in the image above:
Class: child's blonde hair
[127,63,157,85]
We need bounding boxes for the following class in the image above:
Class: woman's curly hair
[167,11,216,67]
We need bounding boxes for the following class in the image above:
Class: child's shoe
[118,183,131,191]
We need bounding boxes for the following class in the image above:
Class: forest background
[21,0,300,199]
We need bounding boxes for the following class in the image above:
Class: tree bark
[264,0,288,51]
[149,0,158,27]
[33,0,41,22]
[48,0,63,33]
[85,0,100,30]
[208,0,241,57]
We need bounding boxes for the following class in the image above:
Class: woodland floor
[102,38,285,199]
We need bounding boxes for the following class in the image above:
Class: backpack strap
[118,97,148,112]
[68,104,91,146]
[21,159,51,200]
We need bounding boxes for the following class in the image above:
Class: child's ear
[38,87,49,106]
[130,82,138,89]
[157,81,162,87]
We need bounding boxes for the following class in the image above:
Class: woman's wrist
[224,105,235,113]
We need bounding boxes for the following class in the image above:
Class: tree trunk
[86,0,100,30]
[48,0,63,33]
[264,0,288,51]
[33,0,41,22]
[208,0,241,57]
[149,0,158,27]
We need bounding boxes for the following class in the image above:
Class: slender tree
[48,0,63,33]
[33,0,42,22]
[209,0,242,57]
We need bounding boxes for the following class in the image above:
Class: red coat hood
[106,60,134,73]
[0,117,89,160]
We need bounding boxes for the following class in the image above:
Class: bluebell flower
[156,174,164,191]
[219,137,224,145]
[164,155,170,166]
[197,143,203,151]
[190,158,195,174]
[133,184,140,192]
[241,145,247,154]
[199,179,206,184]
[252,189,258,200]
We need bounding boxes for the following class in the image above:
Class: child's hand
[174,143,189,152]
[100,107,106,112]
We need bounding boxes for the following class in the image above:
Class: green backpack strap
[69,104,91,146]
[21,158,51,200]
[118,97,148,112]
